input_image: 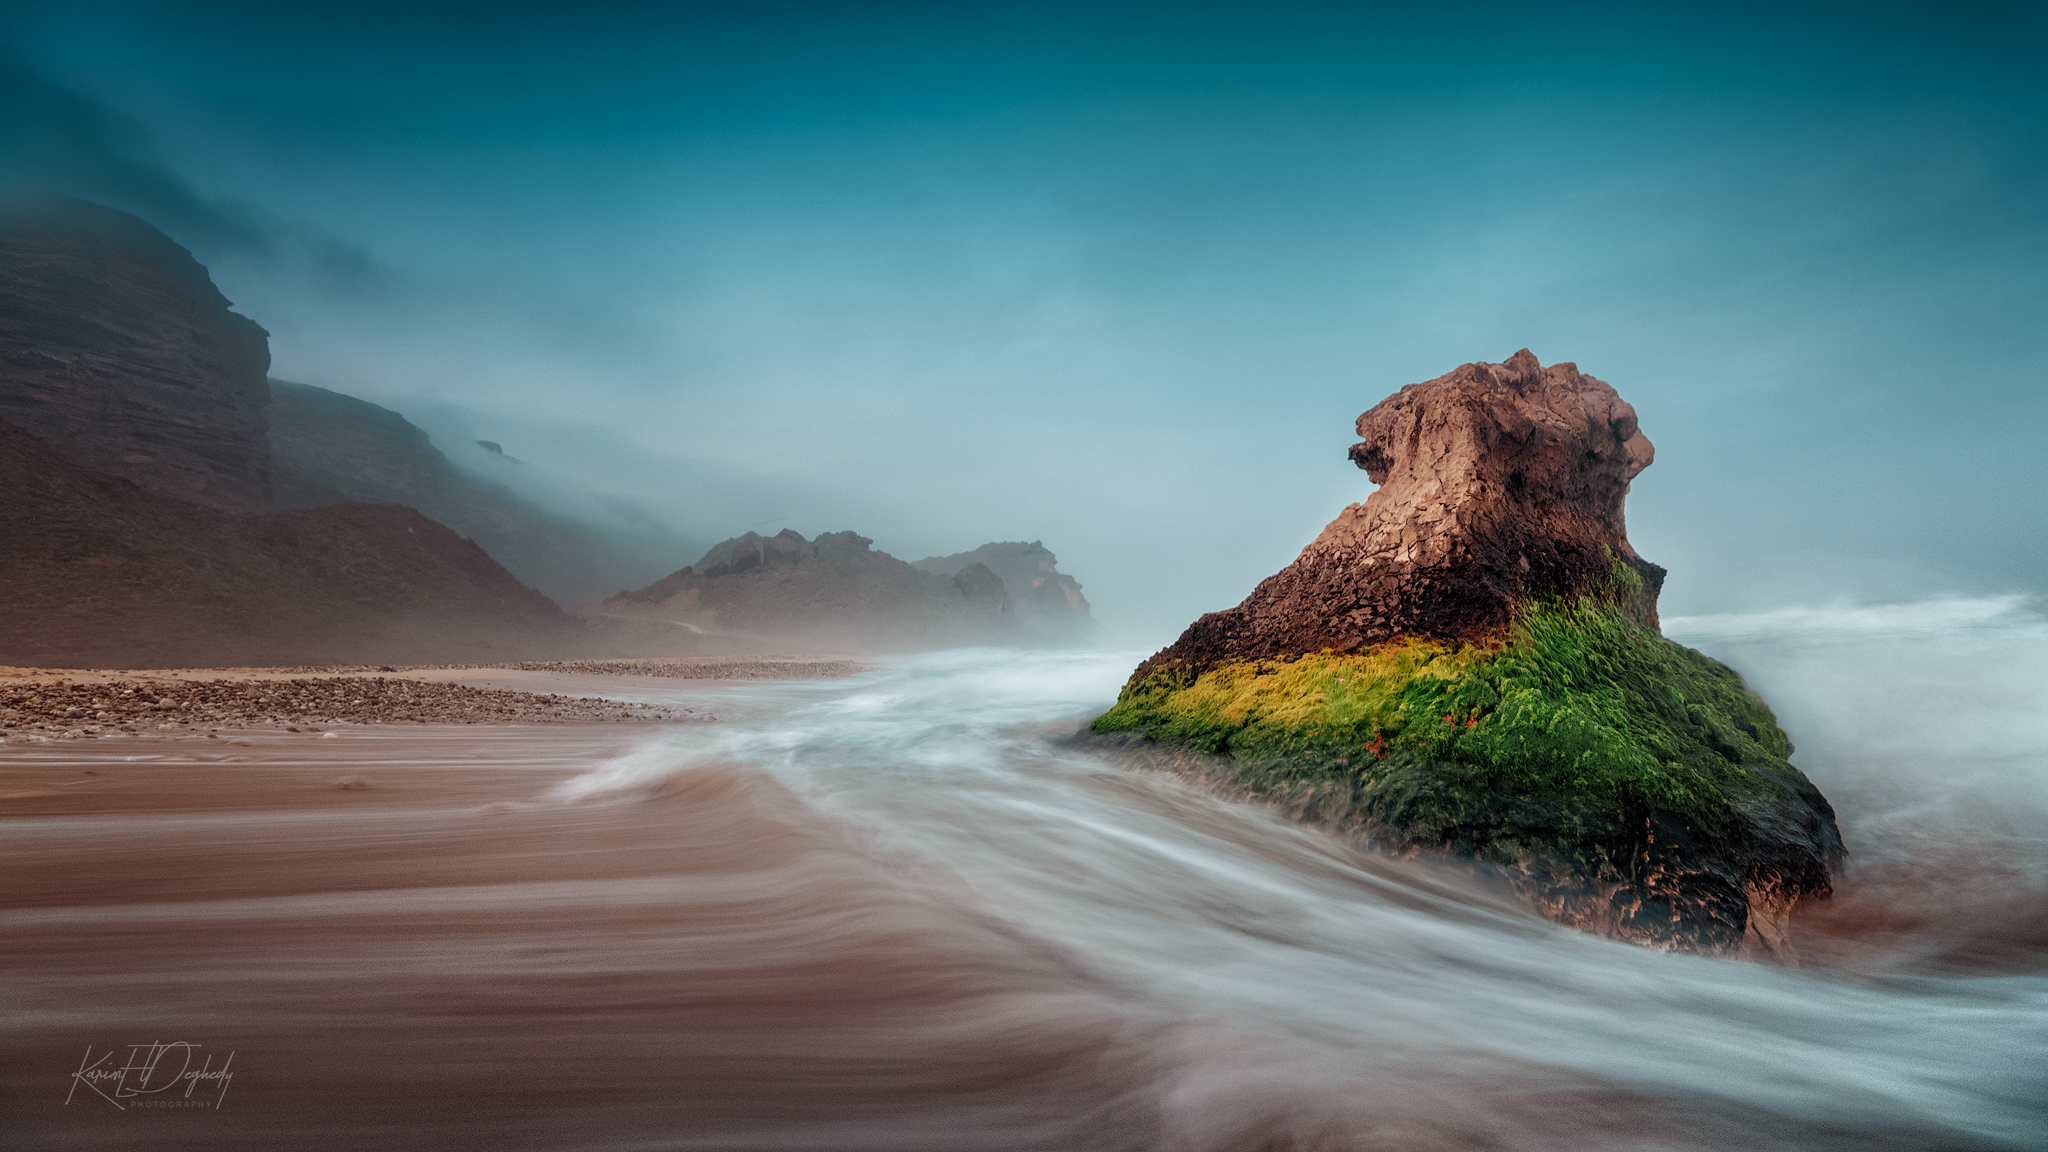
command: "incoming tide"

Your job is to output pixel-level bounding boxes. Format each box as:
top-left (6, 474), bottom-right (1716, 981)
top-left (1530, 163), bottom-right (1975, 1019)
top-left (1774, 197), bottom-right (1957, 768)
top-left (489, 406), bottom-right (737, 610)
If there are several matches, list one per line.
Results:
top-left (7, 598), bottom-right (2043, 1150)
top-left (549, 596), bottom-right (2048, 1150)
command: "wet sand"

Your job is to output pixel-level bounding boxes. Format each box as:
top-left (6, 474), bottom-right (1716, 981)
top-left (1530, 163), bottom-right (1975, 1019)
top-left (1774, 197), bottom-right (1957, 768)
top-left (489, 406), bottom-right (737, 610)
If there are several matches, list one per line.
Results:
top-left (0, 688), bottom-right (1155, 1150)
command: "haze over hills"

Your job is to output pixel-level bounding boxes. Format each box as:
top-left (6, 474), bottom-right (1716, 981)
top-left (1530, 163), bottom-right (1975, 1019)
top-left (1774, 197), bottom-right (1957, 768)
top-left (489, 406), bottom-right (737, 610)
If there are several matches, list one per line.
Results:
top-left (604, 530), bottom-right (1024, 652)
top-left (0, 192), bottom-right (691, 608)
top-left (267, 377), bottom-right (692, 606)
top-left (912, 541), bottom-right (1093, 645)
top-left (0, 415), bottom-right (580, 668)
top-left (0, 193), bottom-right (1098, 664)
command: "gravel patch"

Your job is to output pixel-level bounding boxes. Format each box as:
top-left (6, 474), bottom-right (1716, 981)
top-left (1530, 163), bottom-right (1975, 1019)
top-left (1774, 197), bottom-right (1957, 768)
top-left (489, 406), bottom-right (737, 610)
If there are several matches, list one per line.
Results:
top-left (0, 676), bottom-right (679, 739)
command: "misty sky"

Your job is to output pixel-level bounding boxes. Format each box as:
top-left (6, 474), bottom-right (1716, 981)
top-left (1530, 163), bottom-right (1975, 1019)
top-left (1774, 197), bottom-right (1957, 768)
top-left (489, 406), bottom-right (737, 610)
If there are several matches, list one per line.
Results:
top-left (3, 1), bottom-right (2043, 642)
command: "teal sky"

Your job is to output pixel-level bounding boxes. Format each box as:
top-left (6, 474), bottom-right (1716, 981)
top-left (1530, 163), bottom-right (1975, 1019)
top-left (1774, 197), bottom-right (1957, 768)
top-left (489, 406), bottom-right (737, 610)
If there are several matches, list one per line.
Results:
top-left (3, 1), bottom-right (2043, 639)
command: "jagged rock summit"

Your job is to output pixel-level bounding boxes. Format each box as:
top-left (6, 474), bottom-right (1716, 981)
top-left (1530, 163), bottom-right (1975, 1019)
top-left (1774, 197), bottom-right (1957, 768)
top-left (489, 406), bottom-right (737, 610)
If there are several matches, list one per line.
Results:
top-left (1098, 352), bottom-right (1844, 955)
top-left (1142, 350), bottom-right (1662, 679)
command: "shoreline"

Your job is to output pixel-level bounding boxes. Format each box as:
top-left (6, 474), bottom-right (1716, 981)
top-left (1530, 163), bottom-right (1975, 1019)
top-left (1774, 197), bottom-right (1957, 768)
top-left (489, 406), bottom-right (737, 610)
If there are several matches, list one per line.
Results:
top-left (0, 656), bottom-right (872, 741)
top-left (0, 721), bottom-right (656, 820)
top-left (0, 712), bottom-right (1158, 1149)
top-left (0, 654), bottom-right (875, 683)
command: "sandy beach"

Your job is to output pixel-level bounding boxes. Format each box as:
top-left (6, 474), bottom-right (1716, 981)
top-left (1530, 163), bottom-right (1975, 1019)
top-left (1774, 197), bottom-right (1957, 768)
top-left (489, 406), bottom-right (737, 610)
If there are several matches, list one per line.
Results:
top-left (0, 705), bottom-right (1719, 1152)
top-left (8, 666), bottom-right (1149, 1151)
top-left (1, 661), bottom-right (1232, 1152)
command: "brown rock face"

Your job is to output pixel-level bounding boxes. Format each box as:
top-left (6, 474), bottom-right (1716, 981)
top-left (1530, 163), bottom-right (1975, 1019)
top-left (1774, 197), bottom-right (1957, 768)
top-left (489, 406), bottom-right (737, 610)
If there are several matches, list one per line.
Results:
top-left (1142, 350), bottom-right (1665, 677)
top-left (0, 418), bottom-right (581, 668)
top-left (0, 194), bottom-right (273, 508)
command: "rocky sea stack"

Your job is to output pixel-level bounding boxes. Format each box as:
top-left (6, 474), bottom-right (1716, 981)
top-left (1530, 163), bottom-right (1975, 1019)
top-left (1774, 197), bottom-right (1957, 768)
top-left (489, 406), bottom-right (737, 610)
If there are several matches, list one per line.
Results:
top-left (1095, 351), bottom-right (1844, 954)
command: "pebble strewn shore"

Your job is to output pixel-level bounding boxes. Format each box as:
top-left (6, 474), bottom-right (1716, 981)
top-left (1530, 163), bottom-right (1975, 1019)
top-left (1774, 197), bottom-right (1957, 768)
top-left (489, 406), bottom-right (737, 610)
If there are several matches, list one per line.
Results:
top-left (0, 676), bottom-right (680, 739)
top-left (28, 658), bottom-right (877, 679)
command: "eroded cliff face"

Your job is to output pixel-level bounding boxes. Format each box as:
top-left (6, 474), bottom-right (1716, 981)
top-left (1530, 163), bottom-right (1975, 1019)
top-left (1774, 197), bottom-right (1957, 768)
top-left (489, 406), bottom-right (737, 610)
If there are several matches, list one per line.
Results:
top-left (607, 530), bottom-right (1014, 652)
top-left (0, 194), bottom-right (272, 508)
top-left (1143, 350), bottom-right (1663, 678)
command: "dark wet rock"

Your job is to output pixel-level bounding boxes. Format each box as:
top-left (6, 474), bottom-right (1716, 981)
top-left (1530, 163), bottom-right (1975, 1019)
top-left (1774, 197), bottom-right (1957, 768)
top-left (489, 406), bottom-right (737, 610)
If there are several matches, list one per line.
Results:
top-left (0, 675), bottom-right (677, 730)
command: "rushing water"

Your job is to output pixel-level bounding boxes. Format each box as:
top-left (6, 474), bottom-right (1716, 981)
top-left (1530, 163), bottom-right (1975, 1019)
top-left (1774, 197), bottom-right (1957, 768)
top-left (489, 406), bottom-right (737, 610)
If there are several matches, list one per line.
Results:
top-left (550, 597), bottom-right (2048, 1151)
top-left (15, 600), bottom-right (2039, 1150)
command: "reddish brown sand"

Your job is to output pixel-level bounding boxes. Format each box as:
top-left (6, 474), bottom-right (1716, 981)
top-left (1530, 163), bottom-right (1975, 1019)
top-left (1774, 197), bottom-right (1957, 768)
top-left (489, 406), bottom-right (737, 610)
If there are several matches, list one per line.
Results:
top-left (0, 733), bottom-right (1787, 1152)
top-left (1, 719), bottom-right (1166, 1150)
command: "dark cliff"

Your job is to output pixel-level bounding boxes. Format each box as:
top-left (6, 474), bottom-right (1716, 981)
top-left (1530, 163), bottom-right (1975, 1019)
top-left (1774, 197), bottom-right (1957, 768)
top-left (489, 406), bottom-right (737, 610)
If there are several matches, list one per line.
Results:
top-left (0, 193), bottom-right (273, 508)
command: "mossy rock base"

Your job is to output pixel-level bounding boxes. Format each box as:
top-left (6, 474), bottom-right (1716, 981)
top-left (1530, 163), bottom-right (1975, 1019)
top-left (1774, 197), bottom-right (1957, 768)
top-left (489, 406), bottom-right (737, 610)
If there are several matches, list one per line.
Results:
top-left (1092, 596), bottom-right (1845, 953)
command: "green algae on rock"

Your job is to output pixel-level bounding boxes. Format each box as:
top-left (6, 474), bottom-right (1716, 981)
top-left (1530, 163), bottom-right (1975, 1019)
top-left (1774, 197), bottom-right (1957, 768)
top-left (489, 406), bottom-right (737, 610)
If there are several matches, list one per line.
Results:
top-left (1097, 353), bottom-right (1844, 953)
top-left (1095, 580), bottom-right (1843, 952)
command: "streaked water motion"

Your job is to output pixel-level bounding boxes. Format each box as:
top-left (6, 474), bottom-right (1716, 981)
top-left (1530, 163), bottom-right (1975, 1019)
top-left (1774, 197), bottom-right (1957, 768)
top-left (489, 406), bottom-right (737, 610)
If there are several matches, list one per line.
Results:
top-left (6, 598), bottom-right (2043, 1150)
top-left (553, 597), bottom-right (2048, 1149)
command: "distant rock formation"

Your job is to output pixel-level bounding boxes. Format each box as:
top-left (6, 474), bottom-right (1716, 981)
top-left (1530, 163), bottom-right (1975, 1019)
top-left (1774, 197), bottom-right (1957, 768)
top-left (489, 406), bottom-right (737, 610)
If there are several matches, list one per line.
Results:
top-left (1140, 349), bottom-right (1662, 681)
top-left (267, 379), bottom-right (688, 606)
top-left (605, 530), bottom-right (1014, 652)
top-left (1097, 352), bottom-right (1843, 955)
top-left (913, 541), bottom-right (1092, 645)
top-left (0, 418), bottom-right (580, 668)
top-left (0, 193), bottom-right (273, 508)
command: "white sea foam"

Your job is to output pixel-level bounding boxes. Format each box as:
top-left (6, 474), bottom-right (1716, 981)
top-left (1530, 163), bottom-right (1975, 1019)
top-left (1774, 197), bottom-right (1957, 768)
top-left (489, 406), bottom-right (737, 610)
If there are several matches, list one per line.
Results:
top-left (1669, 596), bottom-right (2048, 869)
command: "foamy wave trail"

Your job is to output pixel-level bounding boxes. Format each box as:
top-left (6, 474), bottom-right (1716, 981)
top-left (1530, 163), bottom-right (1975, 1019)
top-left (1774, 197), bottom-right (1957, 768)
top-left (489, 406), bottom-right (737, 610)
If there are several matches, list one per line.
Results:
top-left (1667, 595), bottom-right (2048, 867)
top-left (564, 605), bottom-right (2048, 1149)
